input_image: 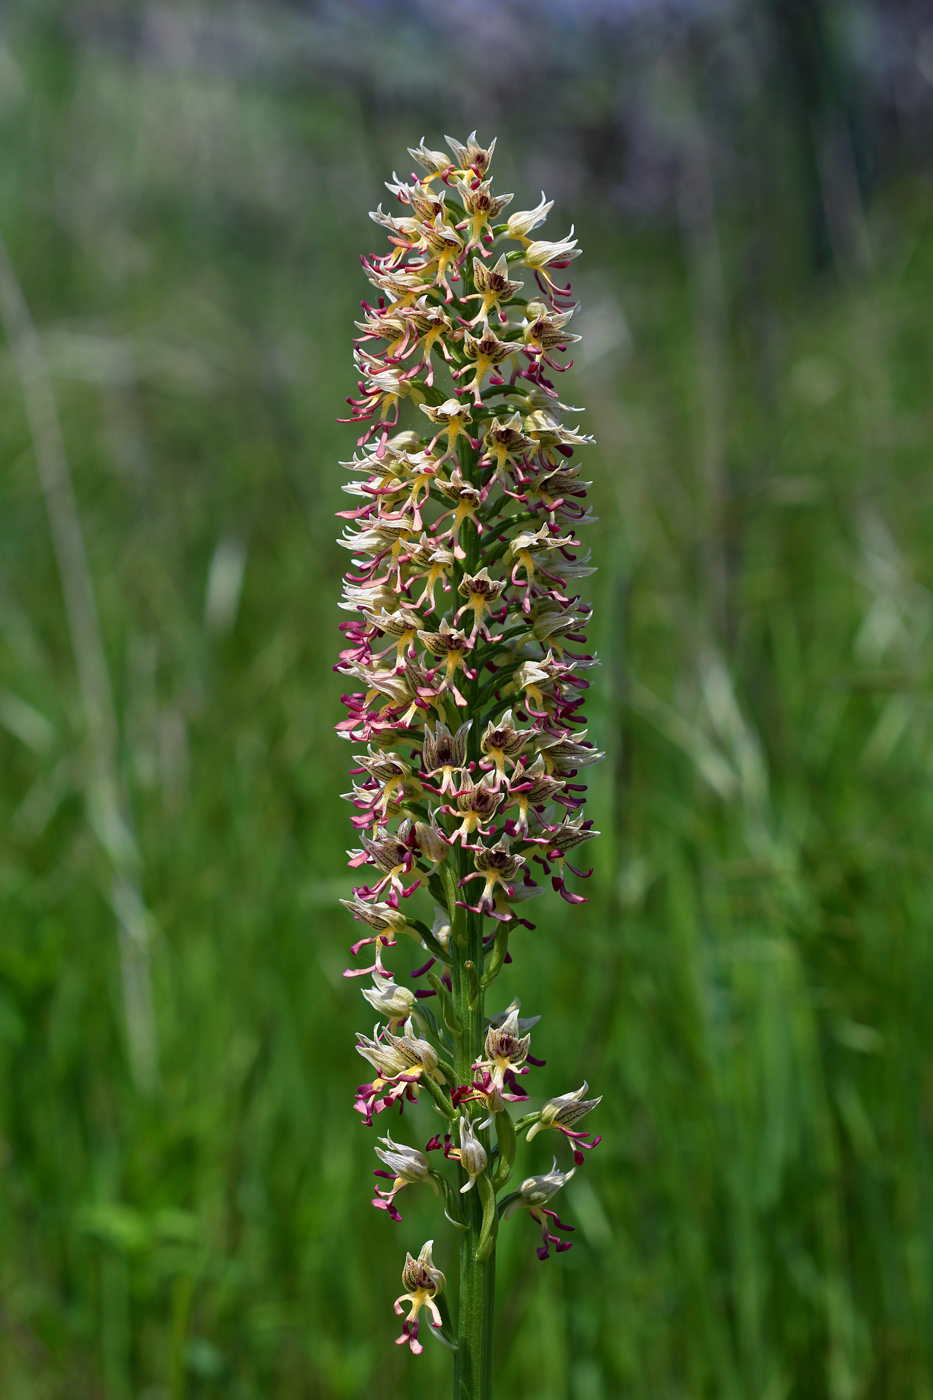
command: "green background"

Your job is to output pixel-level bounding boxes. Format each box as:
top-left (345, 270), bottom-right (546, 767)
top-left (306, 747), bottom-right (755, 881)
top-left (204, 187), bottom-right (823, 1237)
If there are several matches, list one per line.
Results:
top-left (2, 3), bottom-right (933, 1397)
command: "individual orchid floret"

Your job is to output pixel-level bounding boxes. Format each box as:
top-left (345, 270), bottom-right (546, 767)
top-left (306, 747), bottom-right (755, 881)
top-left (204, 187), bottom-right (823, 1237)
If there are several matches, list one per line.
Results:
top-left (418, 398), bottom-right (473, 460)
top-left (445, 130), bottom-right (496, 177)
top-left (366, 206), bottom-right (422, 267)
top-left (416, 214), bottom-right (464, 299)
top-left (340, 895), bottom-right (415, 938)
top-left (521, 230), bottom-right (582, 301)
top-left (361, 605), bottom-right (422, 669)
top-left (385, 173), bottom-right (447, 223)
top-left (455, 569), bottom-right (506, 638)
top-left (507, 756), bottom-right (565, 837)
top-left (459, 835), bottom-right (526, 918)
top-left (536, 733), bottom-right (606, 775)
top-left (526, 1082), bottom-right (603, 1164)
top-left (350, 749), bottom-right (413, 808)
top-left (462, 253), bottom-right (525, 326)
top-left (342, 350), bottom-right (426, 451)
top-left (472, 1000), bottom-right (541, 1095)
top-left (356, 1019), bottom-right (439, 1080)
top-left (448, 1115), bottom-right (489, 1193)
top-left (523, 301), bottom-right (582, 362)
top-left (505, 192), bottom-right (554, 242)
top-left (454, 327), bottom-right (525, 405)
top-left (408, 533), bottom-right (456, 612)
top-left (354, 1019), bottom-right (444, 1126)
top-left (362, 973), bottom-right (418, 1027)
top-left (447, 771), bottom-right (503, 845)
top-left (393, 1240), bottom-right (446, 1354)
top-left (503, 1158), bottom-right (577, 1260)
top-left (409, 815), bottom-right (452, 868)
top-left (418, 620), bottom-right (476, 704)
top-left (529, 602), bottom-right (591, 655)
top-left (536, 812), bottom-right (601, 904)
top-left (422, 718), bottom-right (472, 795)
top-left (481, 412), bottom-right (536, 483)
top-left (479, 711), bottom-right (536, 780)
top-left (361, 263), bottom-right (425, 311)
top-left (373, 1132), bottom-right (437, 1221)
top-left (408, 137), bottom-right (453, 183)
top-left (400, 300), bottom-right (458, 386)
top-left (454, 178), bottom-right (513, 248)
top-left (341, 896), bottom-right (418, 979)
top-left (352, 831), bottom-right (419, 901)
top-left (509, 524), bottom-right (577, 592)
top-left (433, 470), bottom-right (483, 557)
top-left (512, 656), bottom-right (559, 718)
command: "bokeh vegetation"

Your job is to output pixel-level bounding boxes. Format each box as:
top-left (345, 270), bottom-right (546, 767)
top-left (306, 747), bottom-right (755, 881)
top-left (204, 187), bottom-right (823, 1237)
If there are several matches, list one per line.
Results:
top-left (2, 3), bottom-right (933, 1397)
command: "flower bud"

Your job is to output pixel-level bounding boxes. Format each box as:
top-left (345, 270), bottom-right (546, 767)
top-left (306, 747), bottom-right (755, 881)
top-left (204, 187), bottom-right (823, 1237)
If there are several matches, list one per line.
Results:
top-left (430, 907), bottom-right (451, 951)
top-left (505, 192), bottom-right (554, 240)
top-left (453, 1116), bottom-right (488, 1193)
top-left (413, 818), bottom-right (452, 865)
top-left (362, 974), bottom-right (416, 1023)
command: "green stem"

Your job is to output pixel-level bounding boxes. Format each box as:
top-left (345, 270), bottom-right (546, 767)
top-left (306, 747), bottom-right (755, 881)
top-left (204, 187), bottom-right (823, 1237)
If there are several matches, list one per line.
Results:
top-left (450, 878), bottom-right (495, 1400)
top-left (447, 419), bottom-right (497, 1399)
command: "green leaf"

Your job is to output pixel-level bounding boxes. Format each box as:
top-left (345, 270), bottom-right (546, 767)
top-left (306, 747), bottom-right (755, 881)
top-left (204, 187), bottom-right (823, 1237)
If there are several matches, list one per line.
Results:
top-left (475, 1172), bottom-right (499, 1261)
top-left (491, 1109), bottom-right (517, 1190)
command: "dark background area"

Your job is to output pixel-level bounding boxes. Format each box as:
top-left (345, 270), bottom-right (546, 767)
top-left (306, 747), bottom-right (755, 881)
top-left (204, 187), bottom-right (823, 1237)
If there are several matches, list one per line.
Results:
top-left (2, 1), bottom-right (933, 1396)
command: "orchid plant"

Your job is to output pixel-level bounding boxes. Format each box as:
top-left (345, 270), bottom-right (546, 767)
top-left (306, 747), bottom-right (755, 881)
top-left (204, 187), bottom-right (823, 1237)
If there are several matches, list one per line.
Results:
top-left (335, 131), bottom-right (603, 1399)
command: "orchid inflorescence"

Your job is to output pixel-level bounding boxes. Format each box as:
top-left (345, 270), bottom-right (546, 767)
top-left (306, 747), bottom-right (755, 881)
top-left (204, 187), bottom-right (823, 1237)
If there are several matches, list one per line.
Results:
top-left (335, 131), bottom-right (603, 1381)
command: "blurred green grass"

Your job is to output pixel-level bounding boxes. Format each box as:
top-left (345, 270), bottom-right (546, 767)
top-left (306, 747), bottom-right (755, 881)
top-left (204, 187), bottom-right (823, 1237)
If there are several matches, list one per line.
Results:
top-left (2, 11), bottom-right (933, 1400)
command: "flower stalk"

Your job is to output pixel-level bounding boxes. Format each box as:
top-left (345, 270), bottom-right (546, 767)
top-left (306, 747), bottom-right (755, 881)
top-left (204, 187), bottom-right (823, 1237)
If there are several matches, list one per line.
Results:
top-left (336, 132), bottom-right (603, 1399)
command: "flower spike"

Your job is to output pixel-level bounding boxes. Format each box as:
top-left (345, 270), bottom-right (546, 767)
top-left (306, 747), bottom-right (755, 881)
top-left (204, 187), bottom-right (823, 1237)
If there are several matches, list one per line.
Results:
top-left (338, 133), bottom-right (602, 1372)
